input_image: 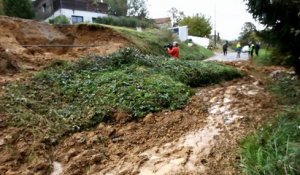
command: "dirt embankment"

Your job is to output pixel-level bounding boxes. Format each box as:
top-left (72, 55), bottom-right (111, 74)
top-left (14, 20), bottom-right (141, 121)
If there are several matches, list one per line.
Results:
top-left (0, 16), bottom-right (130, 84)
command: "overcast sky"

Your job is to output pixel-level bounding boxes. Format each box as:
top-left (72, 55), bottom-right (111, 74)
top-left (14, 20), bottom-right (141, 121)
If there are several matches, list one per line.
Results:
top-left (146, 0), bottom-right (264, 40)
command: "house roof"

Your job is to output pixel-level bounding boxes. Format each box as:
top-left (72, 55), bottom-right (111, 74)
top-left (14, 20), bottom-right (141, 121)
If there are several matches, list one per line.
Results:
top-left (153, 17), bottom-right (171, 25)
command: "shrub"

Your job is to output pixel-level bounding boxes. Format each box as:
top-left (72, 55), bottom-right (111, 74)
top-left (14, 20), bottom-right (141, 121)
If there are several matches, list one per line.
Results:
top-left (49, 15), bottom-right (70, 25)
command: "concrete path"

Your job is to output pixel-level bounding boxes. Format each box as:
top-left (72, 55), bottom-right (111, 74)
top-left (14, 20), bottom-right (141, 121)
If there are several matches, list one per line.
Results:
top-left (206, 52), bottom-right (250, 62)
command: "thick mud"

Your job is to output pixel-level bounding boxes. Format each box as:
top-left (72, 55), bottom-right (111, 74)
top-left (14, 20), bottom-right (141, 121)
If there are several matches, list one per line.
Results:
top-left (0, 16), bottom-right (129, 86)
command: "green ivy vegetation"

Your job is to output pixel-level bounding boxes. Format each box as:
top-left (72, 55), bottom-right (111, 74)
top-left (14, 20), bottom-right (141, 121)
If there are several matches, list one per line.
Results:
top-left (0, 48), bottom-right (243, 140)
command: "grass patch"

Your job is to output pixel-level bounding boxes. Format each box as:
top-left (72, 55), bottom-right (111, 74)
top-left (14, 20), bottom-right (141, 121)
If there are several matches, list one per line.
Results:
top-left (105, 25), bottom-right (214, 59)
top-left (240, 78), bottom-right (300, 175)
top-left (240, 109), bottom-right (300, 175)
top-left (180, 42), bottom-right (214, 60)
top-left (253, 49), bottom-right (272, 66)
top-left (0, 48), bottom-right (242, 140)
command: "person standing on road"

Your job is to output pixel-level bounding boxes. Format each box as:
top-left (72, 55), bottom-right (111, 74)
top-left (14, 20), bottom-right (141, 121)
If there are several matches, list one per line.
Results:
top-left (167, 41), bottom-right (180, 59)
top-left (250, 43), bottom-right (255, 57)
top-left (236, 42), bottom-right (242, 58)
top-left (255, 42), bottom-right (261, 56)
top-left (222, 41), bottom-right (229, 56)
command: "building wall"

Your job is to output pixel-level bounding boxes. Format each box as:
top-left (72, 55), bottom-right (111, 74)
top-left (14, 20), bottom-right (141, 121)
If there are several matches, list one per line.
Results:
top-left (33, 0), bottom-right (108, 20)
top-left (169, 26), bottom-right (189, 41)
top-left (47, 8), bottom-right (108, 24)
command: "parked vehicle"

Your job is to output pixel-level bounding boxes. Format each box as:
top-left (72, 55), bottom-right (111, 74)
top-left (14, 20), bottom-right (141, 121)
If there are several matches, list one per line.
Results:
top-left (242, 45), bottom-right (249, 53)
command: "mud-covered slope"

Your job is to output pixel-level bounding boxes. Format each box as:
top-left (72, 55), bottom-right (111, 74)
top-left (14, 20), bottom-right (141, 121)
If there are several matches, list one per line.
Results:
top-left (0, 16), bottom-right (129, 77)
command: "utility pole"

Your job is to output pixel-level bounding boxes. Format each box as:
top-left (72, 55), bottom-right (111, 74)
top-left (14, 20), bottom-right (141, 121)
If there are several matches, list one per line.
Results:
top-left (214, 0), bottom-right (217, 47)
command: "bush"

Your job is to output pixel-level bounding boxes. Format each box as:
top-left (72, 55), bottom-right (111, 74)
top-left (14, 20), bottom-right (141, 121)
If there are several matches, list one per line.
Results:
top-left (49, 15), bottom-right (70, 25)
top-left (94, 16), bottom-right (154, 28)
top-left (3, 0), bottom-right (35, 19)
top-left (269, 78), bottom-right (300, 106)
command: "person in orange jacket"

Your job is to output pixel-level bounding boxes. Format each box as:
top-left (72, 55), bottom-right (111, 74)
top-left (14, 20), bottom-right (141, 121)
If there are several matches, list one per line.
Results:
top-left (167, 42), bottom-right (180, 59)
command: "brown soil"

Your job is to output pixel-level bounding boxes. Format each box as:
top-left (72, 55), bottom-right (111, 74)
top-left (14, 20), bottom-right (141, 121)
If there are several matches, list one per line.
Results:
top-left (0, 16), bottom-right (130, 86)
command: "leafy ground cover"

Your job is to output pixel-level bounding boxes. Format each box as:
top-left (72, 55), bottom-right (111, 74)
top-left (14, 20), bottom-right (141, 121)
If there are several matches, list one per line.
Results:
top-left (252, 49), bottom-right (272, 66)
top-left (0, 48), bottom-right (242, 141)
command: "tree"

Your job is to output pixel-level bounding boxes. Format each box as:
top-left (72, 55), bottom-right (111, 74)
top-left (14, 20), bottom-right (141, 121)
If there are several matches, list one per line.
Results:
top-left (239, 22), bottom-right (257, 45)
top-left (244, 0), bottom-right (300, 74)
top-left (103, 0), bottom-right (128, 16)
top-left (179, 14), bottom-right (212, 37)
top-left (0, 0), bottom-right (3, 15)
top-left (3, 0), bottom-right (34, 19)
top-left (168, 7), bottom-right (185, 26)
top-left (127, 0), bottom-right (148, 18)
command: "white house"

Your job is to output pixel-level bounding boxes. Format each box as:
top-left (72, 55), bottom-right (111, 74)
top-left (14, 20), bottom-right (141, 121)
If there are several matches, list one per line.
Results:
top-left (169, 26), bottom-right (188, 41)
top-left (33, 0), bottom-right (108, 24)
top-left (187, 36), bottom-right (210, 48)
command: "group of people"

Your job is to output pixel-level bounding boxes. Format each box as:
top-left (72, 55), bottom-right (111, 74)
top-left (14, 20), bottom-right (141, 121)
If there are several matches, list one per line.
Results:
top-left (167, 40), bottom-right (261, 59)
top-left (235, 41), bottom-right (261, 58)
top-left (248, 42), bottom-right (261, 57)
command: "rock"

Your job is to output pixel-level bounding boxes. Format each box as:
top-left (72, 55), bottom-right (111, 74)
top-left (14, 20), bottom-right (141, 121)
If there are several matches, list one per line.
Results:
top-left (209, 96), bottom-right (219, 103)
top-left (91, 154), bottom-right (103, 163)
top-left (253, 81), bottom-right (263, 86)
top-left (224, 119), bottom-right (235, 125)
top-left (223, 97), bottom-right (232, 104)
top-left (115, 112), bottom-right (130, 124)
top-left (106, 127), bottom-right (116, 137)
top-left (225, 87), bottom-right (238, 95)
top-left (143, 113), bottom-right (155, 124)
top-left (0, 138), bottom-right (4, 146)
top-left (111, 137), bottom-right (124, 143)
top-left (202, 97), bottom-right (210, 102)
top-left (97, 123), bottom-right (105, 130)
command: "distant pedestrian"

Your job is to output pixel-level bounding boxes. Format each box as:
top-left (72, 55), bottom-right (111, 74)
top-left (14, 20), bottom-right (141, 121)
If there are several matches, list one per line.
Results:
top-left (223, 41), bottom-right (229, 56)
top-left (167, 41), bottom-right (180, 59)
top-left (236, 42), bottom-right (242, 58)
top-left (250, 43), bottom-right (255, 57)
top-left (255, 42), bottom-right (261, 56)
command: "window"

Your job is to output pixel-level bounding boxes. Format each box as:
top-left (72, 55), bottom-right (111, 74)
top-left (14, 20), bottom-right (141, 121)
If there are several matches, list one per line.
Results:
top-left (72, 16), bottom-right (84, 24)
top-left (172, 28), bottom-right (179, 34)
top-left (42, 3), bottom-right (46, 13)
top-left (92, 17), bottom-right (97, 23)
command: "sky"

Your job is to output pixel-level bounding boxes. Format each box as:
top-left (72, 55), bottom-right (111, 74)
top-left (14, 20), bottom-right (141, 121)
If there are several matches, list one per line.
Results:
top-left (146, 0), bottom-right (264, 40)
